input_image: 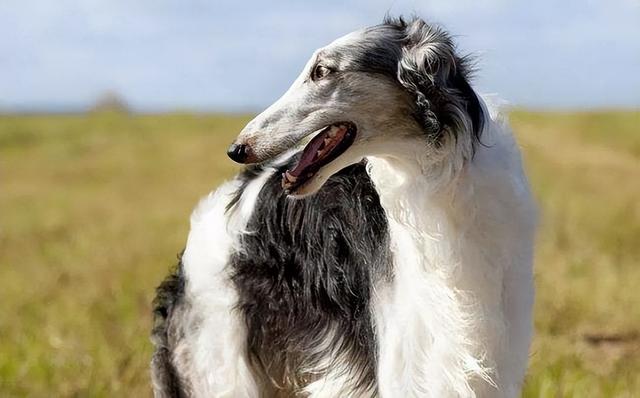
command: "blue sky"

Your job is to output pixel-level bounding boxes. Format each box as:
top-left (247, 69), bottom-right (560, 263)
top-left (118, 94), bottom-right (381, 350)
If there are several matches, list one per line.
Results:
top-left (1, 0), bottom-right (639, 112)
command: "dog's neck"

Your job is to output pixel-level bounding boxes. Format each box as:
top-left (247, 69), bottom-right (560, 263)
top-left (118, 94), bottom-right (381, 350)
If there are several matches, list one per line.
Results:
top-left (365, 147), bottom-right (472, 263)
top-left (365, 132), bottom-right (471, 212)
top-left (365, 139), bottom-right (498, 395)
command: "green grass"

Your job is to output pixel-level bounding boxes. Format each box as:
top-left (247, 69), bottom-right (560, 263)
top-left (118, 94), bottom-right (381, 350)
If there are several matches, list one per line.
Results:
top-left (1, 110), bottom-right (638, 397)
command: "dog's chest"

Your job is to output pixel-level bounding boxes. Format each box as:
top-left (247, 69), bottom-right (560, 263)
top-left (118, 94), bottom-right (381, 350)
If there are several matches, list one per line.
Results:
top-left (228, 162), bottom-right (392, 394)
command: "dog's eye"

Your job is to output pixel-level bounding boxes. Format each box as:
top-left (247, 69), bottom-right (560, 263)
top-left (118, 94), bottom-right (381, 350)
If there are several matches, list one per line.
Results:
top-left (311, 64), bottom-right (331, 81)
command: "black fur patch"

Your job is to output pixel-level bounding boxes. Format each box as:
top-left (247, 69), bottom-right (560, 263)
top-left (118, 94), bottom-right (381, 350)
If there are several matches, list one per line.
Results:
top-left (150, 256), bottom-right (188, 398)
top-left (230, 159), bottom-right (392, 395)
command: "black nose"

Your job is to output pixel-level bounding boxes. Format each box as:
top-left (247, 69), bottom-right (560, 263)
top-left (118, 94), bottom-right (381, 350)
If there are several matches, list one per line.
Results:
top-left (227, 143), bottom-right (249, 163)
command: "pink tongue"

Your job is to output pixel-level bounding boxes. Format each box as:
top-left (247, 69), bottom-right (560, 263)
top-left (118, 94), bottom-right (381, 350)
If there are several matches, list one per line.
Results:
top-left (288, 129), bottom-right (329, 177)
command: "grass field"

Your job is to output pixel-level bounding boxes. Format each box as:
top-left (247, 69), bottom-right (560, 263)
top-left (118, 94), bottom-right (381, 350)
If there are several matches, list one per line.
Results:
top-left (1, 110), bottom-right (638, 397)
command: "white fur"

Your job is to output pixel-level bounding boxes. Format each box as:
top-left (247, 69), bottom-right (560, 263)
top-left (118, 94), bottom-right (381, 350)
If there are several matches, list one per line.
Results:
top-left (178, 169), bottom-right (274, 397)
top-left (369, 104), bottom-right (535, 397)
top-left (301, 327), bottom-right (377, 398)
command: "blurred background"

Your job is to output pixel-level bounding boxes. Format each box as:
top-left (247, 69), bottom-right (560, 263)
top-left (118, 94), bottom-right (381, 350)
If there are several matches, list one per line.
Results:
top-left (1, 0), bottom-right (638, 396)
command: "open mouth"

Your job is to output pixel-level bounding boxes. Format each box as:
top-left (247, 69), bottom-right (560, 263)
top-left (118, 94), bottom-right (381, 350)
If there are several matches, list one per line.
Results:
top-left (281, 122), bottom-right (357, 194)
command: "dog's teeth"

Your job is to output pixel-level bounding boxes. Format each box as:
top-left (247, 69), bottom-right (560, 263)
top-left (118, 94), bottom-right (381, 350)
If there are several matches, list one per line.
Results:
top-left (323, 138), bottom-right (332, 146)
top-left (284, 171), bottom-right (297, 183)
top-left (327, 128), bottom-right (337, 138)
top-left (316, 150), bottom-right (323, 158)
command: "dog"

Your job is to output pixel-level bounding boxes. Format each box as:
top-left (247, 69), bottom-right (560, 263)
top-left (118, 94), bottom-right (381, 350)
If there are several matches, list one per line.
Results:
top-left (151, 16), bottom-right (536, 397)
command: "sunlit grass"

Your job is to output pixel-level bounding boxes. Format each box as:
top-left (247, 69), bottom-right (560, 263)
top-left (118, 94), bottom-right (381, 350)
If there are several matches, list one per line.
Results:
top-left (511, 110), bottom-right (640, 397)
top-left (1, 110), bottom-right (638, 396)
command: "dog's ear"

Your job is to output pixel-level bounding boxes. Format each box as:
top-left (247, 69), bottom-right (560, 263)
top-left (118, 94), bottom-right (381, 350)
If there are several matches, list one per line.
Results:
top-left (395, 18), bottom-right (484, 148)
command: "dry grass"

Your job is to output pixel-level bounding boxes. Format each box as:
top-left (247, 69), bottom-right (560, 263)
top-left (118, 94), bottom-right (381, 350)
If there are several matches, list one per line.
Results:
top-left (512, 111), bottom-right (640, 397)
top-left (0, 110), bottom-right (638, 397)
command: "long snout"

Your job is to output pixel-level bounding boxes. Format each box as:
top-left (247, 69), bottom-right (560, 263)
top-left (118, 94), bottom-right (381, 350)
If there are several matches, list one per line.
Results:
top-left (226, 94), bottom-right (297, 164)
top-left (227, 54), bottom-right (328, 164)
top-left (226, 101), bottom-right (328, 165)
top-left (226, 114), bottom-right (286, 165)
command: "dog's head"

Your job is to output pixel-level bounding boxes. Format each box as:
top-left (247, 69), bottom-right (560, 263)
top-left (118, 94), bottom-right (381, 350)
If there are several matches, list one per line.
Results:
top-left (228, 17), bottom-right (484, 197)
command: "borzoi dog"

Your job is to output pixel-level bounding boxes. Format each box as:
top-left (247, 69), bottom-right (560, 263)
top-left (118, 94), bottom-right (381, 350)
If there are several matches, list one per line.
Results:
top-left (151, 17), bottom-right (536, 398)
